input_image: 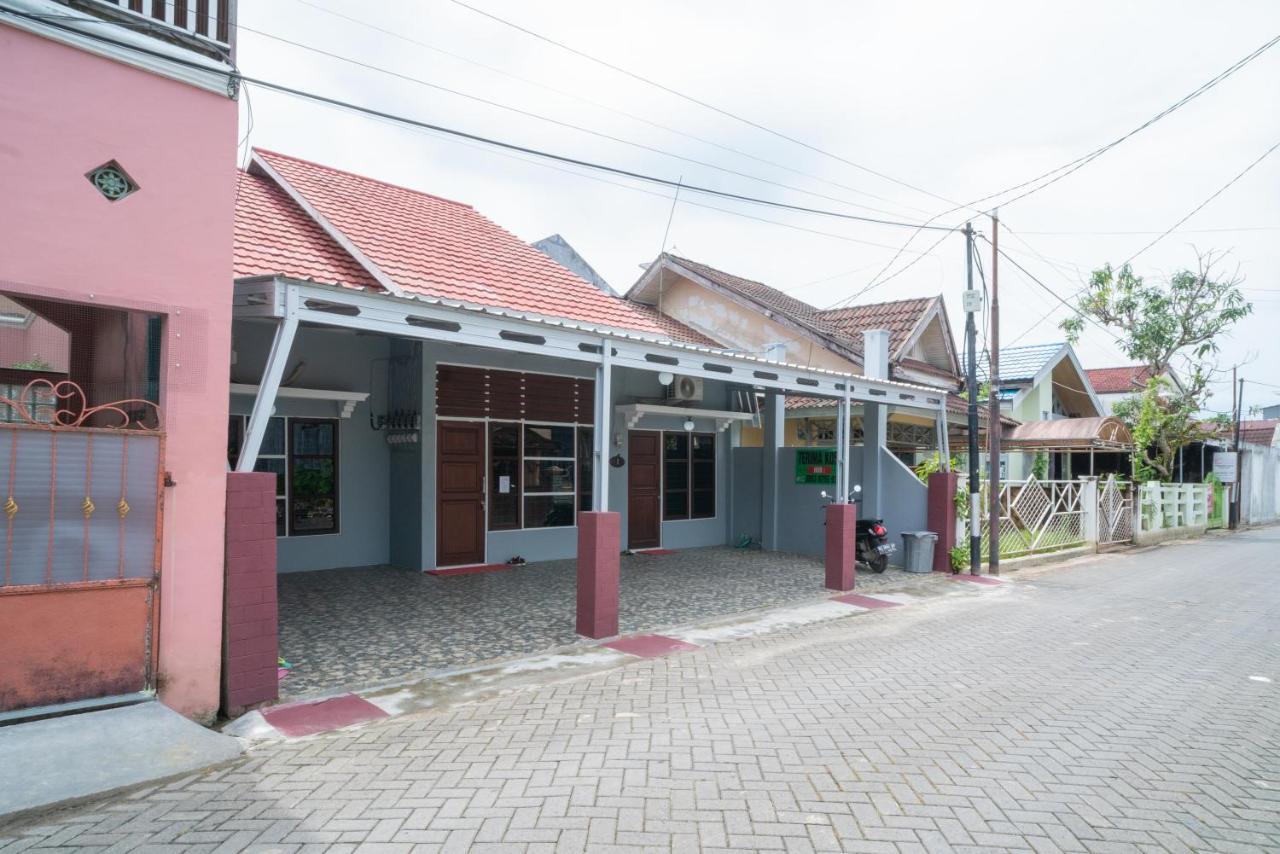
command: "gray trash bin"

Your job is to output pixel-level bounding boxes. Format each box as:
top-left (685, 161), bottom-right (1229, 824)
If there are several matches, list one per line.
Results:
top-left (900, 531), bottom-right (937, 573)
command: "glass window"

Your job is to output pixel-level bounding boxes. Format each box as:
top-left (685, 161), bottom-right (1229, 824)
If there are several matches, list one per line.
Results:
top-left (489, 422), bottom-right (520, 531)
top-left (524, 494), bottom-right (575, 528)
top-left (577, 427), bottom-right (594, 512)
top-left (524, 425), bottom-right (574, 458)
top-left (664, 431), bottom-right (715, 520)
top-left (524, 459), bottom-right (575, 493)
top-left (289, 419), bottom-right (338, 536)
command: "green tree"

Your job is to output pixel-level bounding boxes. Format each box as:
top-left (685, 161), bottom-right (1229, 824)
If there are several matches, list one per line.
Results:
top-left (1061, 252), bottom-right (1251, 481)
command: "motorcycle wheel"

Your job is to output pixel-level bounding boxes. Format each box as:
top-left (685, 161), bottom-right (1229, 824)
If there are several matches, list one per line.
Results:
top-left (869, 552), bottom-right (889, 573)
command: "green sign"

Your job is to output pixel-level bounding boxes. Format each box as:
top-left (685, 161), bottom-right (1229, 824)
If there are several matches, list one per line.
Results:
top-left (795, 449), bottom-right (837, 484)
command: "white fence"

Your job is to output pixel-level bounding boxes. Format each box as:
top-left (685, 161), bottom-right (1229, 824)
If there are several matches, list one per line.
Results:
top-left (1135, 482), bottom-right (1209, 543)
top-left (961, 474), bottom-right (1206, 560)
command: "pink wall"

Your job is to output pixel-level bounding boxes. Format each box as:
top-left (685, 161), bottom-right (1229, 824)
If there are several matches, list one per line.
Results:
top-left (0, 27), bottom-right (237, 721)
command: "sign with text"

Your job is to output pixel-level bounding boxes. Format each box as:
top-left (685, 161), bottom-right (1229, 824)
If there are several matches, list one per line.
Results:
top-left (1212, 452), bottom-right (1238, 484)
top-left (795, 449), bottom-right (837, 484)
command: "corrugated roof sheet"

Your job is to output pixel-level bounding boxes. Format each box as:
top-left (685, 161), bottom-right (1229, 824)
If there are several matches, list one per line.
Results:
top-left (977, 342), bottom-right (1064, 384)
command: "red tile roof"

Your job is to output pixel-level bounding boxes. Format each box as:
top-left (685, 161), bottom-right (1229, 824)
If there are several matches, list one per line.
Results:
top-left (817, 298), bottom-right (936, 359)
top-left (1085, 365), bottom-right (1154, 395)
top-left (234, 171), bottom-right (379, 289)
top-left (1239, 419), bottom-right (1280, 447)
top-left (243, 149), bottom-right (686, 340)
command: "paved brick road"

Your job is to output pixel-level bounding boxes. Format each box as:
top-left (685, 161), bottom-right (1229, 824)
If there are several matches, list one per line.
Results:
top-left (4, 531), bottom-right (1279, 852)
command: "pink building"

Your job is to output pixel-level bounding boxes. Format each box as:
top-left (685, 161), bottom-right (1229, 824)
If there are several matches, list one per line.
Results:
top-left (0, 1), bottom-right (238, 722)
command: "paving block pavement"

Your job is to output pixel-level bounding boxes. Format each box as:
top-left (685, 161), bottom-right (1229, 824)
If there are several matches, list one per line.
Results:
top-left (2, 532), bottom-right (1278, 852)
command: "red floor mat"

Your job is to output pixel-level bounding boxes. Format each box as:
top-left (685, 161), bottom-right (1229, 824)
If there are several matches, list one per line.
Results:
top-left (633, 548), bottom-right (677, 555)
top-left (603, 634), bottom-right (700, 658)
top-left (831, 593), bottom-right (902, 609)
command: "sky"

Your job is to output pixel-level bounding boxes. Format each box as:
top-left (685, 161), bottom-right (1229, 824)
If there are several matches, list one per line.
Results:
top-left (235, 0), bottom-right (1280, 416)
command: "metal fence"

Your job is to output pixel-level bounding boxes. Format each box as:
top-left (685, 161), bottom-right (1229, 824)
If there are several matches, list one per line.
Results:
top-left (979, 476), bottom-right (1087, 560)
top-left (1097, 475), bottom-right (1133, 545)
top-left (0, 381), bottom-right (162, 589)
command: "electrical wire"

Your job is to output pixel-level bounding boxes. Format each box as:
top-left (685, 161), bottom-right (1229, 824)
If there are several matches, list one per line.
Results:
top-left (843, 32), bottom-right (1280, 303)
top-left (236, 23), bottom-right (933, 221)
top-left (0, 7), bottom-right (959, 234)
top-left (290, 0), bottom-right (935, 219)
top-left (443, 0), bottom-right (977, 215)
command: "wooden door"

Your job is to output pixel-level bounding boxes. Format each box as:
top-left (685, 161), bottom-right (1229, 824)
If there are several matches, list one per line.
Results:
top-left (437, 421), bottom-right (486, 566)
top-left (628, 430), bottom-right (661, 549)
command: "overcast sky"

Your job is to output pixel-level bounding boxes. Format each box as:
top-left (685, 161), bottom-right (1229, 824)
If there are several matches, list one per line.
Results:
top-left (237, 0), bottom-right (1280, 415)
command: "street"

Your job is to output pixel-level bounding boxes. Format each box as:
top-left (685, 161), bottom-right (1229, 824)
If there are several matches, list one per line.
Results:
top-left (4, 532), bottom-right (1279, 853)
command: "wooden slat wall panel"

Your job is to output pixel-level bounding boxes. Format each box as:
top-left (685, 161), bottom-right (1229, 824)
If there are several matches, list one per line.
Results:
top-left (488, 371), bottom-right (524, 420)
top-left (524, 374), bottom-right (578, 422)
top-left (436, 365), bottom-right (488, 417)
top-left (435, 367), bottom-right (594, 424)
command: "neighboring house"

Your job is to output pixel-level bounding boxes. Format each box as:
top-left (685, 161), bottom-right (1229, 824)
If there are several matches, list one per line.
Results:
top-left (1238, 419), bottom-right (1280, 448)
top-left (1260, 404), bottom-right (1280, 419)
top-left (978, 343), bottom-right (1105, 479)
top-left (1086, 364), bottom-right (1184, 415)
top-left (1, 1), bottom-right (238, 720)
top-left (533, 234), bottom-right (616, 296)
top-left (625, 254), bottom-right (977, 462)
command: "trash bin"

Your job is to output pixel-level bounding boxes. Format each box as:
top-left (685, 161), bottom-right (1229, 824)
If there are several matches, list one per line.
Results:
top-left (900, 531), bottom-right (938, 573)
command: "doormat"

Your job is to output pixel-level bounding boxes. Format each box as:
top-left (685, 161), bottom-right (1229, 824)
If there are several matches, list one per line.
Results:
top-left (633, 548), bottom-right (677, 555)
top-left (426, 563), bottom-right (514, 577)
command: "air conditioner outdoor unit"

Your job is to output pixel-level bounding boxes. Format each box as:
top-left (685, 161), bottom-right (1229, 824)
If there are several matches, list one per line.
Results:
top-left (666, 375), bottom-right (703, 402)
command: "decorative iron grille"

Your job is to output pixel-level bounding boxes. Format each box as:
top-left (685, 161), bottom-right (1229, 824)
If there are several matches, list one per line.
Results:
top-left (980, 476), bottom-right (1086, 559)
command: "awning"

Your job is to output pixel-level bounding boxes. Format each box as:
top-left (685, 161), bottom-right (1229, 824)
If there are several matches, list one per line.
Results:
top-left (1002, 416), bottom-right (1133, 451)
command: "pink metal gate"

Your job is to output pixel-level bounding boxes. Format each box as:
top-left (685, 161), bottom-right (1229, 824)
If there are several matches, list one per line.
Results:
top-left (0, 380), bottom-right (163, 713)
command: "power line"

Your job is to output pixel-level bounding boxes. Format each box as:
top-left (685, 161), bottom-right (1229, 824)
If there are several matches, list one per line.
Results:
top-left (442, 0), bottom-right (976, 214)
top-left (2, 8), bottom-right (958, 234)
top-left (1016, 225), bottom-right (1280, 235)
top-left (290, 0), bottom-right (935, 220)
top-left (1122, 139), bottom-right (1280, 266)
top-left (1003, 137), bottom-right (1280, 346)
top-left (237, 23), bottom-right (927, 221)
top-left (845, 32), bottom-right (1280, 301)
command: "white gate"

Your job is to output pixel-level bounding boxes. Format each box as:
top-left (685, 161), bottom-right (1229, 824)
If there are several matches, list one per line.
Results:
top-left (1097, 475), bottom-right (1133, 545)
top-left (980, 476), bottom-right (1086, 559)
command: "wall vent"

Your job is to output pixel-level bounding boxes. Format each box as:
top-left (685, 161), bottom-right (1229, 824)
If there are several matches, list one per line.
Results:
top-left (86, 161), bottom-right (138, 202)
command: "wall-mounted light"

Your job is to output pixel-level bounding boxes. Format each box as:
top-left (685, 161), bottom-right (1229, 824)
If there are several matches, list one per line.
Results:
top-left (683, 418), bottom-right (696, 432)
top-left (658, 371), bottom-right (675, 386)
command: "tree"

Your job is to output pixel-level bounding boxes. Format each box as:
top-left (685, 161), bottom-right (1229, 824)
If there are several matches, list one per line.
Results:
top-left (1061, 251), bottom-right (1251, 481)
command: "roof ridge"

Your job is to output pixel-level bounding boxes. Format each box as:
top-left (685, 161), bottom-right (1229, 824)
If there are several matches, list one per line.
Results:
top-left (817, 295), bottom-right (934, 315)
top-left (253, 148), bottom-right (475, 211)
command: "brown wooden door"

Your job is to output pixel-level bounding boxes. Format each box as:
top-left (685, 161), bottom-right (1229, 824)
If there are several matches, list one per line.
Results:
top-left (628, 430), bottom-right (661, 549)
top-left (437, 421), bottom-right (486, 566)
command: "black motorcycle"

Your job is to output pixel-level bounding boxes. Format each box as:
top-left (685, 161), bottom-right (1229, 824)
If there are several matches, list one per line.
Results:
top-left (856, 517), bottom-right (893, 573)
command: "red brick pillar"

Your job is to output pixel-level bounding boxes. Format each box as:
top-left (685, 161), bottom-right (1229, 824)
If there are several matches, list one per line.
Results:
top-left (577, 511), bottom-right (620, 638)
top-left (825, 503), bottom-right (856, 591)
top-left (221, 471), bottom-right (279, 717)
top-left (927, 471), bottom-right (959, 573)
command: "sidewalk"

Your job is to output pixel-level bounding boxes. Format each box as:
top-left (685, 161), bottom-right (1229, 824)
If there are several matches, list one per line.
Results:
top-left (0, 702), bottom-right (242, 824)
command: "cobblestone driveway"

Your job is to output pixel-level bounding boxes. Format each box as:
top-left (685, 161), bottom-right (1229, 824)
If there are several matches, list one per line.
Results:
top-left (5, 531), bottom-right (1279, 852)
top-left (277, 547), bottom-right (926, 699)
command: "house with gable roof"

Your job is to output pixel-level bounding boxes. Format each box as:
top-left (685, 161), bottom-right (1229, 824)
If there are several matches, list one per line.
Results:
top-left (226, 148), bottom-right (955, 692)
top-left (624, 254), bottom-right (1017, 466)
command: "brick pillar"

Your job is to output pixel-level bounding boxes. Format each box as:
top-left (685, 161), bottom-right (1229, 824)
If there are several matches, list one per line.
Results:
top-left (927, 471), bottom-right (959, 572)
top-left (221, 471), bottom-right (278, 717)
top-left (824, 502), bottom-right (856, 591)
top-left (576, 511), bottom-right (620, 638)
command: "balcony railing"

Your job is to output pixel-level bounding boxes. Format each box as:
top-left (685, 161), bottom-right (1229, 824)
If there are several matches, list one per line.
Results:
top-left (63, 0), bottom-right (235, 59)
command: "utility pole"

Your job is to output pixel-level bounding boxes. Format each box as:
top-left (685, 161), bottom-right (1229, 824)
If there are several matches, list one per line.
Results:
top-left (963, 223), bottom-right (980, 575)
top-left (1231, 374), bottom-right (1243, 529)
top-left (987, 210), bottom-right (1001, 575)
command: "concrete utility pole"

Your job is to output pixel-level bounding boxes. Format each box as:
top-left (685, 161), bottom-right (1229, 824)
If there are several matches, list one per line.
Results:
top-left (963, 223), bottom-right (980, 575)
top-left (987, 210), bottom-right (1001, 575)
top-left (1232, 375), bottom-right (1244, 529)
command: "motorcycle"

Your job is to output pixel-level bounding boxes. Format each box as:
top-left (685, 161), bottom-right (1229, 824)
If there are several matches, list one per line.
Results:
top-left (822, 484), bottom-right (895, 573)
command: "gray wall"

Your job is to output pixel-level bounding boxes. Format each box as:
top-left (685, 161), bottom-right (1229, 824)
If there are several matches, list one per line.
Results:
top-left (231, 321), bottom-right (392, 573)
top-left (731, 444), bottom-right (928, 563)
